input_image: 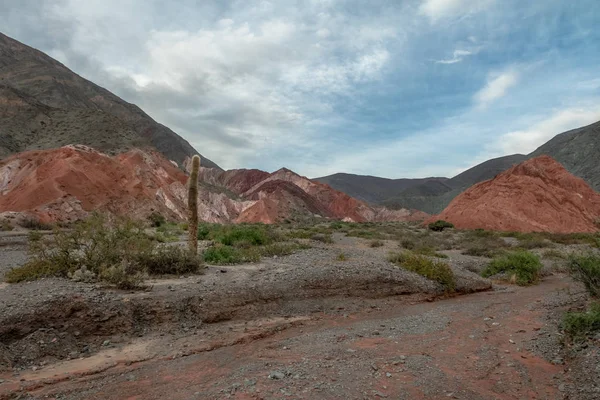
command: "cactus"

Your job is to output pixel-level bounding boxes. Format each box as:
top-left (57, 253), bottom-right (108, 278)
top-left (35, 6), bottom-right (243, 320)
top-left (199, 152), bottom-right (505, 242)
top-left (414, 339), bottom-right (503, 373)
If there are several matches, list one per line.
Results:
top-left (187, 155), bottom-right (200, 254)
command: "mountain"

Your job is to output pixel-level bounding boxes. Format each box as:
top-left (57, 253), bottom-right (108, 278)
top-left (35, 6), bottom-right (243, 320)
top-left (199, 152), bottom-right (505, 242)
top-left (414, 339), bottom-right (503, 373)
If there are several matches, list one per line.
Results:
top-left (0, 146), bottom-right (427, 224)
top-left (318, 119), bottom-right (600, 214)
top-left (0, 32), bottom-right (220, 169)
top-left (314, 173), bottom-right (449, 204)
top-left (429, 156), bottom-right (600, 233)
top-left (530, 120), bottom-right (600, 192)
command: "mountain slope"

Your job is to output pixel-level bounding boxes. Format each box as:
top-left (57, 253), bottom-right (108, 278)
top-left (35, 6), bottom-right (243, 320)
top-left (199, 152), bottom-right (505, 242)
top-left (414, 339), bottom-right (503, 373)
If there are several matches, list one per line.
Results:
top-left (318, 118), bottom-right (600, 214)
top-left (530, 120), bottom-right (600, 192)
top-left (0, 32), bottom-right (220, 169)
top-left (0, 146), bottom-right (427, 224)
top-left (430, 156), bottom-right (600, 233)
top-left (314, 173), bottom-right (450, 204)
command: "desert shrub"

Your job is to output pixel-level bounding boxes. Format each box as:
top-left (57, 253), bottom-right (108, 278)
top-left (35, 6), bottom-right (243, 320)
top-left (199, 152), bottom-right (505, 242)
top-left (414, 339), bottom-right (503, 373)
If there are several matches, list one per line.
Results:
top-left (260, 243), bottom-right (307, 257)
top-left (461, 234), bottom-right (510, 258)
top-left (5, 259), bottom-right (67, 283)
top-left (389, 251), bottom-right (455, 292)
top-left (329, 221), bottom-right (344, 230)
top-left (568, 254), bottom-right (600, 298)
top-left (562, 303), bottom-right (600, 340)
top-left (470, 229), bottom-right (499, 238)
top-left (203, 245), bottom-right (260, 264)
top-left (518, 238), bottom-right (553, 250)
top-left (428, 220), bottom-right (454, 232)
top-left (135, 245), bottom-right (202, 275)
top-left (336, 253), bottom-right (347, 261)
top-left (100, 261), bottom-right (146, 290)
top-left (482, 250), bottom-right (542, 285)
top-left (400, 238), bottom-right (415, 249)
top-left (147, 212), bottom-right (166, 227)
top-left (0, 220), bottom-right (13, 231)
top-left (370, 240), bottom-right (384, 248)
top-left (20, 216), bottom-right (53, 230)
top-left (413, 247), bottom-right (449, 259)
top-left (311, 233), bottom-right (334, 244)
top-left (5, 214), bottom-right (203, 286)
top-left (346, 229), bottom-right (384, 239)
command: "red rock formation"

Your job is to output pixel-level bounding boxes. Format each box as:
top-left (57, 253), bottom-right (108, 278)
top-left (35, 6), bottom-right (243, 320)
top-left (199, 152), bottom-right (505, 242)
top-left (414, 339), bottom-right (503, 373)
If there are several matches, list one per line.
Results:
top-left (0, 146), bottom-right (428, 224)
top-left (430, 156), bottom-right (600, 233)
top-left (0, 145), bottom-right (189, 222)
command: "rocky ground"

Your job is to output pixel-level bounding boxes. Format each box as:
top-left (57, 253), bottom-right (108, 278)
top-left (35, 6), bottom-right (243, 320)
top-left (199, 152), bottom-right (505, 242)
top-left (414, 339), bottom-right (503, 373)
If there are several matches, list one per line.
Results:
top-left (0, 229), bottom-right (598, 399)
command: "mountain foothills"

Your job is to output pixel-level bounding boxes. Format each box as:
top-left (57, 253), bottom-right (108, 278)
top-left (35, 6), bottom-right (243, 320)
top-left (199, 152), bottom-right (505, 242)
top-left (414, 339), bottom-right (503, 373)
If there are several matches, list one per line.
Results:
top-left (0, 145), bottom-right (426, 224)
top-left (0, 33), bottom-right (219, 169)
top-left (317, 121), bottom-right (600, 214)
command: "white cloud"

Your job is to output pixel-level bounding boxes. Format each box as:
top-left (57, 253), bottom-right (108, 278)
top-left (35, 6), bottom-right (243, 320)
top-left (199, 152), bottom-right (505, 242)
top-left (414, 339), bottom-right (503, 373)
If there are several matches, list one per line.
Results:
top-left (474, 69), bottom-right (519, 108)
top-left (436, 49), bottom-right (473, 64)
top-left (490, 107), bottom-right (600, 155)
top-left (419, 0), bottom-right (495, 22)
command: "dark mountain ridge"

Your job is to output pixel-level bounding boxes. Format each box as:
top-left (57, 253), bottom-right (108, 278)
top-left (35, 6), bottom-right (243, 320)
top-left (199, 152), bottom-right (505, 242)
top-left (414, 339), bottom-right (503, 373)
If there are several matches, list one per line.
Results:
top-left (0, 32), bottom-right (220, 169)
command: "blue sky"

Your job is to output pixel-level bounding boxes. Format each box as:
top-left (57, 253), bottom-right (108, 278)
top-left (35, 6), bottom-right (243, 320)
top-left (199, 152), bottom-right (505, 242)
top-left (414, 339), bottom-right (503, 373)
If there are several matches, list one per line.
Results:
top-left (2, 0), bottom-right (600, 178)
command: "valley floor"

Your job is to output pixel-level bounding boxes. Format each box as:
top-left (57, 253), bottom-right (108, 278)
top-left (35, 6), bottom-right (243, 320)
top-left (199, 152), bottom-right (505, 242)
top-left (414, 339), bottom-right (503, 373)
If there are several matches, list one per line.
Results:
top-left (0, 229), bottom-right (598, 399)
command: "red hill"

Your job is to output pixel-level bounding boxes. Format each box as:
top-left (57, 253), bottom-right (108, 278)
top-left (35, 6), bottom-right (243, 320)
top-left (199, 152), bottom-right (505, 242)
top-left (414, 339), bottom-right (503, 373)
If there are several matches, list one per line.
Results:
top-left (430, 156), bottom-right (600, 233)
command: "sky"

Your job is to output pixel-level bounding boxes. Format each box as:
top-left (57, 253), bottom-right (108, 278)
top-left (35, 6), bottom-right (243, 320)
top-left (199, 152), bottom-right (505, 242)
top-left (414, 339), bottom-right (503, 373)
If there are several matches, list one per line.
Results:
top-left (1, 0), bottom-right (600, 178)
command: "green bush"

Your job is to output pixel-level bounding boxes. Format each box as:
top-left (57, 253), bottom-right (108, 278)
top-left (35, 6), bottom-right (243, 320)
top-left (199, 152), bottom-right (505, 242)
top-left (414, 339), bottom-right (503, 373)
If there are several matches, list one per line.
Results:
top-left (136, 246), bottom-right (202, 275)
top-left (482, 250), bottom-right (542, 285)
top-left (568, 254), bottom-right (600, 298)
top-left (562, 303), bottom-right (600, 340)
top-left (202, 245), bottom-right (260, 264)
top-left (198, 223), bottom-right (279, 246)
top-left (0, 220), bottom-right (13, 231)
top-left (5, 214), bottom-right (203, 286)
top-left (311, 233), bottom-right (334, 244)
top-left (147, 212), bottom-right (166, 227)
top-left (428, 220), bottom-right (454, 232)
top-left (389, 251), bottom-right (455, 292)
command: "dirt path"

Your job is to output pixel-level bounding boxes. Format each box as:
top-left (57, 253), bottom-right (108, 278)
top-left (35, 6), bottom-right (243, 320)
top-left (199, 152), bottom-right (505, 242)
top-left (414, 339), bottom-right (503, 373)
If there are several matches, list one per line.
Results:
top-left (5, 275), bottom-right (576, 400)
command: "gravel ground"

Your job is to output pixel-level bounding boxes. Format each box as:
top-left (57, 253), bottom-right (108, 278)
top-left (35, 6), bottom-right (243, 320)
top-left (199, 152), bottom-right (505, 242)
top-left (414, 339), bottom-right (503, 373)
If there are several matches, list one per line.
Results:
top-left (0, 230), bottom-right (598, 399)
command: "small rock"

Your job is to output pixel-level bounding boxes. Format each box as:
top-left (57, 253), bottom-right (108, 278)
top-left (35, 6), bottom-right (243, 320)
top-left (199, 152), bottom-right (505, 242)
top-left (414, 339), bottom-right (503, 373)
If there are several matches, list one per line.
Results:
top-left (269, 371), bottom-right (285, 380)
top-left (509, 339), bottom-right (515, 344)
top-left (102, 340), bottom-right (111, 347)
top-left (386, 372), bottom-right (392, 378)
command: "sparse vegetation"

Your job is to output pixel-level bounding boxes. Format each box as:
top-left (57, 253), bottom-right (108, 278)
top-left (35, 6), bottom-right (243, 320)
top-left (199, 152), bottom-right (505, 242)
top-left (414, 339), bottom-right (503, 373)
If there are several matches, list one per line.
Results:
top-left (147, 212), bottom-right (166, 228)
top-left (4, 214), bottom-right (203, 286)
top-left (562, 303), bottom-right (600, 340)
top-left (20, 216), bottom-right (53, 231)
top-left (428, 220), bottom-right (454, 232)
top-left (0, 220), bottom-right (14, 231)
top-left (542, 249), bottom-right (567, 259)
top-left (203, 245), bottom-right (260, 264)
top-left (482, 250), bottom-right (542, 285)
top-left (568, 254), bottom-right (600, 298)
top-left (311, 233), bottom-right (334, 244)
top-left (389, 251), bottom-right (455, 292)
top-left (336, 253), bottom-right (347, 261)
top-left (370, 240), bottom-right (384, 248)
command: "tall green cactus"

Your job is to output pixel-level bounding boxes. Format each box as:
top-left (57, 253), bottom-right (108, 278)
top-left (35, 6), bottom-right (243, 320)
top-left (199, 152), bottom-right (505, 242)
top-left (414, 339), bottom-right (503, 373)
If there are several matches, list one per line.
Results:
top-left (187, 155), bottom-right (200, 254)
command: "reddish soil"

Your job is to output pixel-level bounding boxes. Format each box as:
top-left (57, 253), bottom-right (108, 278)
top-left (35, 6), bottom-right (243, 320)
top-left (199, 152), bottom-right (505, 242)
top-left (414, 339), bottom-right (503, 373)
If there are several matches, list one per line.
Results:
top-left (5, 275), bottom-right (574, 400)
top-left (431, 156), bottom-right (600, 233)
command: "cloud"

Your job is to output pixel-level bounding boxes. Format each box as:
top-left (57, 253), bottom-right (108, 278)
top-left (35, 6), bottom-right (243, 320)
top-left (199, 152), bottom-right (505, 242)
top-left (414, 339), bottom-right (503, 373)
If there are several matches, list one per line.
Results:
top-left (489, 107), bottom-right (600, 155)
top-left (436, 49), bottom-right (473, 64)
top-left (474, 69), bottom-right (519, 108)
top-left (419, 0), bottom-right (495, 22)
